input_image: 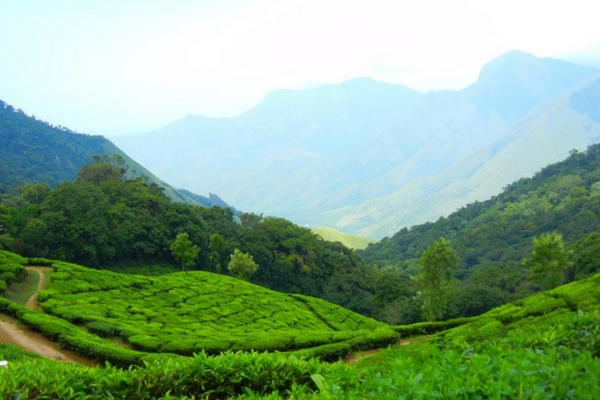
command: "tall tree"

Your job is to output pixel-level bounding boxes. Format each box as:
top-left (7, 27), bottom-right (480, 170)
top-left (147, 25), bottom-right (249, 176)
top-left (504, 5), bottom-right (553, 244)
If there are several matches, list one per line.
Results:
top-left (170, 232), bottom-right (200, 274)
top-left (417, 237), bottom-right (459, 321)
top-left (528, 231), bottom-right (570, 290)
top-left (227, 249), bottom-right (259, 281)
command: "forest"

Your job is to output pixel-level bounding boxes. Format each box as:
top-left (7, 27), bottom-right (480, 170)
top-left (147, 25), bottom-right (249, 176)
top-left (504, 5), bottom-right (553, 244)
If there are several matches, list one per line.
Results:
top-left (3, 144), bottom-right (600, 324)
top-left (2, 120), bottom-right (600, 397)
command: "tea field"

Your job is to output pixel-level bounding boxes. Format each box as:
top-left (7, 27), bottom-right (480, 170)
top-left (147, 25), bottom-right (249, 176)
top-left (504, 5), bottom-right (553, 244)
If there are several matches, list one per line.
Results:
top-left (33, 260), bottom-right (397, 357)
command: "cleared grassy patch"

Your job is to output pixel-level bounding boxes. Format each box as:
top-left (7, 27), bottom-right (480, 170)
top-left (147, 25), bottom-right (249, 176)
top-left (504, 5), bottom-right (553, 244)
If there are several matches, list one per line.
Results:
top-left (311, 227), bottom-right (377, 250)
top-left (4, 269), bottom-right (39, 305)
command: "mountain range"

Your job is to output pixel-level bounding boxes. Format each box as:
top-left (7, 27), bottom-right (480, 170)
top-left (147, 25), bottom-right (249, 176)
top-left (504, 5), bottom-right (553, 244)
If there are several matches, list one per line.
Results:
top-left (107, 51), bottom-right (600, 237)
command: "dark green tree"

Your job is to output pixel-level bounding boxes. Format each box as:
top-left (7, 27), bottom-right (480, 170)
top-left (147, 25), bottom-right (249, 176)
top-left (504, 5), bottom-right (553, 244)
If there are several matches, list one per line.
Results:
top-left (528, 231), bottom-right (570, 290)
top-left (573, 231), bottom-right (600, 279)
top-left (227, 248), bottom-right (259, 281)
top-left (209, 233), bottom-right (228, 273)
top-left (170, 232), bottom-right (200, 274)
top-left (417, 237), bottom-right (459, 321)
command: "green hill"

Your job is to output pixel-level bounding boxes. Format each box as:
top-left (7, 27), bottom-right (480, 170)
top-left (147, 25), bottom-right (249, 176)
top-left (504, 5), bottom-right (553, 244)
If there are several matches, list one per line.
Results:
top-left (0, 100), bottom-right (228, 208)
top-left (37, 260), bottom-right (394, 356)
top-left (2, 259), bottom-right (599, 398)
top-left (311, 227), bottom-right (376, 249)
top-left (357, 143), bottom-right (600, 322)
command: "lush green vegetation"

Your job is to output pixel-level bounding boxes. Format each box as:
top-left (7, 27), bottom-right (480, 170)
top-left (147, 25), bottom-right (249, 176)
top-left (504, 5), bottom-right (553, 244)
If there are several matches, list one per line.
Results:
top-left (360, 144), bottom-right (600, 323)
top-left (0, 162), bottom-right (379, 316)
top-left (2, 270), bottom-right (598, 398)
top-left (0, 100), bottom-right (232, 209)
top-left (0, 250), bottom-right (27, 295)
top-left (1, 256), bottom-right (395, 361)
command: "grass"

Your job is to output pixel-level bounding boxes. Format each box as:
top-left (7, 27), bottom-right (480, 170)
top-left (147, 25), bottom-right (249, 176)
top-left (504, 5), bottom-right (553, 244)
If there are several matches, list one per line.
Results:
top-left (311, 227), bottom-right (377, 250)
top-left (3, 268), bottom-right (39, 305)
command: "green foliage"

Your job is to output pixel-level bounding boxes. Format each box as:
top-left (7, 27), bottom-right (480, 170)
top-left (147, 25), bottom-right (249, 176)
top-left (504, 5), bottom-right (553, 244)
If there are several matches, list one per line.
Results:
top-left (0, 250), bottom-right (26, 295)
top-left (228, 248), bottom-right (259, 280)
top-left (170, 232), bottom-right (200, 274)
top-left (527, 231), bottom-right (570, 290)
top-left (32, 258), bottom-right (395, 357)
top-left (3, 272), bottom-right (600, 398)
top-left (361, 143), bottom-right (600, 320)
top-left (573, 231), bottom-right (600, 278)
top-left (3, 160), bottom-right (374, 317)
top-left (417, 237), bottom-right (458, 321)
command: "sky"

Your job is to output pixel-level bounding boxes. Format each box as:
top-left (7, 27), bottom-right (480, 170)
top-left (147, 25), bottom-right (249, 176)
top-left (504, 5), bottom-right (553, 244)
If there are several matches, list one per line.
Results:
top-left (1, 0), bottom-right (599, 136)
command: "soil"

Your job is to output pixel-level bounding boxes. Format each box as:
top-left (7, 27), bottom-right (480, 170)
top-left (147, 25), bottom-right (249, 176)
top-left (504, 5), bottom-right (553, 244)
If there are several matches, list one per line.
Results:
top-left (0, 267), bottom-right (96, 366)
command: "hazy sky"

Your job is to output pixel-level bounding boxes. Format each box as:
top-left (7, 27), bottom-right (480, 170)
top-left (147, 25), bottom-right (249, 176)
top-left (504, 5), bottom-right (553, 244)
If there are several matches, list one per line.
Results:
top-left (1, 0), bottom-right (599, 136)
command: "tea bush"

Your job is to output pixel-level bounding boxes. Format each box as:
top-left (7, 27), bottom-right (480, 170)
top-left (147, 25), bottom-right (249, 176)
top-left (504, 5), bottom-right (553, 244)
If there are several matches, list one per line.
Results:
top-left (33, 260), bottom-right (397, 356)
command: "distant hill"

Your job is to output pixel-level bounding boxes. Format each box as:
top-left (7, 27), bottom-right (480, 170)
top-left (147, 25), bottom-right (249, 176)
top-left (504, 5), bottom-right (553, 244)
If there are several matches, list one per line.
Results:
top-left (0, 100), bottom-right (229, 208)
top-left (327, 77), bottom-right (600, 237)
top-left (360, 142), bottom-right (600, 275)
top-left (311, 227), bottom-right (376, 250)
top-left (112, 51), bottom-right (600, 238)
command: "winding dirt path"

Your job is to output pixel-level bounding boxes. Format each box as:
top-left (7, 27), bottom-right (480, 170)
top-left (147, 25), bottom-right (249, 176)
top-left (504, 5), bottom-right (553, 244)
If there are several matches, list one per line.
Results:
top-left (343, 335), bottom-right (433, 365)
top-left (0, 267), bottom-right (95, 366)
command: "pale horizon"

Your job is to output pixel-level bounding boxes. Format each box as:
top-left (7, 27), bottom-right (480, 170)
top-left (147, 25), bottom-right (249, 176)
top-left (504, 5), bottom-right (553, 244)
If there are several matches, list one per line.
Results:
top-left (1, 0), bottom-right (599, 136)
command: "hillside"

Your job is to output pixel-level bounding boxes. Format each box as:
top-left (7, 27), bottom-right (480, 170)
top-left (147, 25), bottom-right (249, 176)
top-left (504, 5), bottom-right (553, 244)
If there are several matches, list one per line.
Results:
top-left (37, 260), bottom-right (394, 355)
top-left (356, 143), bottom-right (600, 322)
top-left (2, 259), bottom-right (599, 398)
top-left (311, 227), bottom-right (376, 250)
top-left (0, 161), bottom-right (378, 316)
top-left (112, 51), bottom-right (600, 237)
top-left (328, 77), bottom-right (600, 237)
top-left (0, 101), bottom-right (228, 208)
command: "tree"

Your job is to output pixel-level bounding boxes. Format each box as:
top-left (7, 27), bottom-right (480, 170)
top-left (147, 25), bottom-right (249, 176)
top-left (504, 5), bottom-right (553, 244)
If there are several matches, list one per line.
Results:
top-left (227, 248), bottom-right (259, 281)
top-left (209, 233), bottom-right (227, 273)
top-left (416, 237), bottom-right (458, 321)
top-left (573, 231), bottom-right (600, 279)
top-left (170, 233), bottom-right (200, 274)
top-left (528, 231), bottom-right (570, 290)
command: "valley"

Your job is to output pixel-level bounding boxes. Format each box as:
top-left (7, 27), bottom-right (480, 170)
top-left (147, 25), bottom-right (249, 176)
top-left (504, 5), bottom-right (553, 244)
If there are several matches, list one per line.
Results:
top-left (1, 48), bottom-right (600, 398)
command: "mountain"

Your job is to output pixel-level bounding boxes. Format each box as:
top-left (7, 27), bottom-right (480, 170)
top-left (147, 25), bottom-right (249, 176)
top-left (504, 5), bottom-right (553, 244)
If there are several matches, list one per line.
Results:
top-left (112, 52), bottom-right (600, 238)
top-left (0, 100), bottom-right (229, 208)
top-left (326, 77), bottom-right (600, 237)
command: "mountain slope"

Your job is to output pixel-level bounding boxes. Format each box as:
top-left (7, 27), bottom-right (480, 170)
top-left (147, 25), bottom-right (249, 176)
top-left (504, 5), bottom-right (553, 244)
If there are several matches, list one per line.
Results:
top-left (0, 101), bottom-right (227, 208)
top-left (112, 52), bottom-right (600, 237)
top-left (328, 78), bottom-right (600, 237)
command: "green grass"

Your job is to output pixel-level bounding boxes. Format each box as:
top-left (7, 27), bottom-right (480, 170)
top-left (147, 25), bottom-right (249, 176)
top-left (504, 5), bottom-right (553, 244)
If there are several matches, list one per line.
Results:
top-left (3, 268), bottom-right (39, 304)
top-left (311, 227), bottom-right (376, 250)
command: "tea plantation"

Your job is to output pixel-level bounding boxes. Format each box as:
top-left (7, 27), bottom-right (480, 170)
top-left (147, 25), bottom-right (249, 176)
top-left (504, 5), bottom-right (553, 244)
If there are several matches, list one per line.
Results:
top-left (28, 259), bottom-right (397, 358)
top-left (1, 252), bottom-right (599, 398)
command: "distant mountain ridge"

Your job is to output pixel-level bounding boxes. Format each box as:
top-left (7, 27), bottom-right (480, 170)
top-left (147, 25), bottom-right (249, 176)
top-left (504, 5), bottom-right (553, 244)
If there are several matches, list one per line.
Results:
top-left (112, 51), bottom-right (600, 238)
top-left (0, 101), bottom-right (231, 209)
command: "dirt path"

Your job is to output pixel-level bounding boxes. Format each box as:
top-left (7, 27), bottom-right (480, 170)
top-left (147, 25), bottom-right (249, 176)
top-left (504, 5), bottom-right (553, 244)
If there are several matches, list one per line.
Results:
top-left (25, 266), bottom-right (50, 310)
top-left (343, 335), bottom-right (433, 365)
top-left (0, 267), bottom-right (96, 366)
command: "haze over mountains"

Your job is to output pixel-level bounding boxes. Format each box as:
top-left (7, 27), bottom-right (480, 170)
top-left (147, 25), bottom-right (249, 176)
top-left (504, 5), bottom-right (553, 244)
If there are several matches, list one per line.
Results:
top-left (113, 51), bottom-right (600, 238)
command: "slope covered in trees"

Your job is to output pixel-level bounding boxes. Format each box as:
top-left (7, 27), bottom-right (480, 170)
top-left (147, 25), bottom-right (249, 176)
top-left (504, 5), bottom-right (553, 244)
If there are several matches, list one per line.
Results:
top-left (0, 161), bottom-right (376, 315)
top-left (359, 143), bottom-right (600, 322)
top-left (0, 100), bottom-right (228, 208)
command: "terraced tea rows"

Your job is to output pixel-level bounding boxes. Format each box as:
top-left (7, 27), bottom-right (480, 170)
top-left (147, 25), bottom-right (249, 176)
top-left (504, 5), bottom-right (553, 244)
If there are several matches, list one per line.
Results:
top-left (38, 261), bottom-right (396, 355)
